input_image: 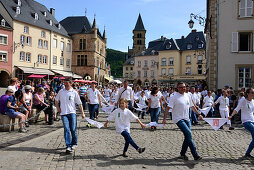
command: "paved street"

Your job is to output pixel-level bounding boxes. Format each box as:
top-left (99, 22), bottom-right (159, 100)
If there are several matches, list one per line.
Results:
top-left (0, 111), bottom-right (253, 170)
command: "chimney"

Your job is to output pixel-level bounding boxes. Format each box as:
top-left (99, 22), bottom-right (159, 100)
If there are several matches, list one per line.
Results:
top-left (181, 36), bottom-right (184, 39)
top-left (50, 8), bottom-right (55, 17)
top-left (192, 29), bottom-right (197, 33)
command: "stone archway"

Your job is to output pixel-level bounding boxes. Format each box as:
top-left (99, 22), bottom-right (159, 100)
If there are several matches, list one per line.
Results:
top-left (84, 74), bottom-right (91, 80)
top-left (0, 70), bottom-right (10, 87)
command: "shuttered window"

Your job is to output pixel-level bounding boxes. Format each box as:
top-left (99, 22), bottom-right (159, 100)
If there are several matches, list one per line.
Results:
top-left (232, 32), bottom-right (238, 52)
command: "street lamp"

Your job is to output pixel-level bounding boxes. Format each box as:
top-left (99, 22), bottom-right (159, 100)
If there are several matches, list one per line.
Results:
top-left (13, 41), bottom-right (24, 53)
top-left (188, 13), bottom-right (205, 29)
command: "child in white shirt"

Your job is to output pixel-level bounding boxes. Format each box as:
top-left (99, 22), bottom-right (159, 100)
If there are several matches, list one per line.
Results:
top-left (104, 98), bottom-right (146, 157)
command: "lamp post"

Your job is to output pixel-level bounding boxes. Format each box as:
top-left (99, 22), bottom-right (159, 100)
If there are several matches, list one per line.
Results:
top-left (188, 13), bottom-right (206, 29)
top-left (13, 41), bottom-right (24, 53)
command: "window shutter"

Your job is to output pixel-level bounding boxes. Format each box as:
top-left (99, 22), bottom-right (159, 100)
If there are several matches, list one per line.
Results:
top-left (232, 32), bottom-right (238, 52)
top-left (253, 33), bottom-right (254, 52)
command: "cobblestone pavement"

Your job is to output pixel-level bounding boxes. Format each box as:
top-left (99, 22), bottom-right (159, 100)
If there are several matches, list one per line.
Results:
top-left (0, 111), bottom-right (253, 170)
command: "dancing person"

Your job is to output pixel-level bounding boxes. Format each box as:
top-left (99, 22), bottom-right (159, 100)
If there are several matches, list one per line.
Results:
top-left (104, 98), bottom-right (146, 157)
top-left (163, 82), bottom-right (203, 161)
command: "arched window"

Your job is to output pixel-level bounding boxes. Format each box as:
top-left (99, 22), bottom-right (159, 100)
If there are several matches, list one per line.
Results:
top-left (16, 7), bottom-right (21, 14)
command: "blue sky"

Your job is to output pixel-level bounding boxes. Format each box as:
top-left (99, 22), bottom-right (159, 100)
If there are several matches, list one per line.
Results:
top-left (37, 0), bottom-right (206, 52)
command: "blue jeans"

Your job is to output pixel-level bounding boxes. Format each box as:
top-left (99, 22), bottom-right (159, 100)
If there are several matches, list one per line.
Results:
top-left (207, 108), bottom-right (214, 117)
top-left (80, 96), bottom-right (86, 110)
top-left (61, 114), bottom-right (77, 148)
top-left (150, 107), bottom-right (161, 123)
top-left (88, 104), bottom-right (99, 120)
top-left (128, 101), bottom-right (133, 111)
top-left (176, 119), bottom-right (199, 158)
top-left (243, 122), bottom-right (254, 155)
top-left (190, 109), bottom-right (198, 124)
top-left (121, 131), bottom-right (139, 152)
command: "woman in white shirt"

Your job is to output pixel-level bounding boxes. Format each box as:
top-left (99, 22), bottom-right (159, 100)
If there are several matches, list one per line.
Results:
top-left (229, 88), bottom-right (254, 158)
top-left (110, 87), bottom-right (119, 104)
top-left (86, 83), bottom-right (101, 122)
top-left (104, 98), bottom-right (146, 157)
top-left (137, 91), bottom-right (148, 119)
top-left (147, 87), bottom-right (164, 130)
top-left (214, 90), bottom-right (234, 130)
top-left (202, 91), bottom-right (214, 117)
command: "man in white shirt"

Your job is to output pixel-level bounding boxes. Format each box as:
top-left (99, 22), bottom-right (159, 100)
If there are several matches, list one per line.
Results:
top-left (163, 82), bottom-right (203, 161)
top-left (55, 78), bottom-right (85, 154)
top-left (117, 81), bottom-right (134, 111)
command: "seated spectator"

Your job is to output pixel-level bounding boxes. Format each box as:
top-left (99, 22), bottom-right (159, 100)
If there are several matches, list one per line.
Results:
top-left (7, 78), bottom-right (18, 93)
top-left (4, 91), bottom-right (27, 133)
top-left (21, 85), bottom-right (33, 127)
top-left (0, 89), bottom-right (14, 114)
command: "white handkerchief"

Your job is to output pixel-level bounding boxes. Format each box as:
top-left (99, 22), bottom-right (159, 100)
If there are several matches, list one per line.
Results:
top-left (199, 107), bottom-right (212, 117)
top-left (203, 118), bottom-right (228, 131)
top-left (85, 118), bottom-right (104, 129)
top-left (101, 104), bottom-right (115, 114)
top-left (136, 103), bottom-right (148, 109)
top-left (145, 122), bottom-right (164, 128)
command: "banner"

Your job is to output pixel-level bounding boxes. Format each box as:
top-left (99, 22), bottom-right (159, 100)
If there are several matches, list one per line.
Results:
top-left (203, 118), bottom-right (228, 131)
top-left (85, 118), bottom-right (104, 129)
top-left (145, 122), bottom-right (164, 128)
top-left (199, 107), bottom-right (212, 117)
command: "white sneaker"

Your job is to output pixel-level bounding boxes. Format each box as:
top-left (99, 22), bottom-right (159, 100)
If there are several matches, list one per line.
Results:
top-left (72, 145), bottom-right (78, 150)
top-left (66, 147), bottom-right (72, 154)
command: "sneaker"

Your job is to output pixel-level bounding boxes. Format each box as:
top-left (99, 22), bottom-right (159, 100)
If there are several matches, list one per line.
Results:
top-left (151, 126), bottom-right (155, 130)
top-left (229, 127), bottom-right (234, 130)
top-left (122, 152), bottom-right (128, 157)
top-left (138, 147), bottom-right (146, 154)
top-left (178, 155), bottom-right (189, 160)
top-left (18, 127), bottom-right (27, 133)
top-left (194, 156), bottom-right (202, 161)
top-left (244, 153), bottom-right (254, 159)
top-left (72, 145), bottom-right (78, 150)
top-left (219, 126), bottom-right (224, 130)
top-left (66, 147), bottom-right (72, 154)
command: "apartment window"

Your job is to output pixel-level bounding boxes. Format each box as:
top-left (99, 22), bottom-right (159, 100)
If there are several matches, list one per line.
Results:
top-left (20, 35), bottom-right (25, 44)
top-left (130, 67), bottom-right (133, 71)
top-left (186, 56), bottom-right (191, 64)
top-left (20, 52), bottom-right (25, 61)
top-left (138, 61), bottom-right (141, 67)
top-left (53, 39), bottom-right (57, 48)
top-left (37, 54), bottom-right (42, 63)
top-left (144, 71), bottom-right (147, 77)
top-left (240, 32), bottom-right (251, 51)
top-left (186, 67), bottom-right (191, 75)
top-left (187, 44), bottom-right (192, 49)
top-left (61, 41), bottom-right (64, 51)
top-left (26, 36), bottom-right (31, 46)
top-left (67, 43), bottom-right (71, 52)
top-left (41, 31), bottom-right (45, 38)
top-left (42, 56), bottom-right (47, 64)
top-left (25, 53), bottom-right (31, 62)
top-left (1, 19), bottom-right (5, 27)
top-left (151, 70), bottom-right (154, 77)
top-left (0, 35), bottom-right (7, 45)
top-left (151, 60), bottom-right (155, 66)
top-left (43, 41), bottom-right (48, 49)
top-left (77, 55), bottom-right (87, 66)
top-left (126, 67), bottom-right (128, 71)
top-left (137, 71), bottom-right (141, 77)
top-left (24, 26), bottom-right (29, 34)
top-left (168, 68), bottom-right (174, 75)
top-left (169, 58), bottom-right (174, 65)
top-left (161, 68), bottom-right (166, 76)
top-left (161, 58), bottom-right (166, 66)
top-left (79, 39), bottom-right (86, 50)
top-left (144, 60), bottom-right (148, 67)
top-left (66, 59), bottom-right (70, 68)
top-left (0, 52), bottom-right (7, 62)
top-left (198, 56), bottom-right (203, 64)
top-left (60, 57), bottom-right (64, 65)
top-left (38, 39), bottom-right (43, 48)
top-left (16, 7), bottom-right (20, 14)
top-left (53, 56), bottom-right (57, 64)
top-left (125, 73), bottom-right (128, 77)
top-left (239, 67), bottom-right (251, 88)
top-left (198, 65), bottom-right (202, 75)
top-left (239, 0), bottom-right (253, 17)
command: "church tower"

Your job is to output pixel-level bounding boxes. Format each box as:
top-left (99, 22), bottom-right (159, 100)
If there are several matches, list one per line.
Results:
top-left (132, 13), bottom-right (146, 56)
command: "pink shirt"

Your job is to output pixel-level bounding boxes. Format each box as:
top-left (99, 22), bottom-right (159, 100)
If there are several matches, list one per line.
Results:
top-left (33, 93), bottom-right (44, 105)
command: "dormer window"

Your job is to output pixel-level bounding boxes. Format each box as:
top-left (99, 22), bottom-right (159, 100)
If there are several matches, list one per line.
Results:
top-left (198, 43), bottom-right (204, 49)
top-left (16, 7), bottom-right (21, 14)
top-left (34, 13), bottom-right (38, 20)
top-left (187, 44), bottom-right (192, 49)
top-left (49, 20), bottom-right (53, 26)
top-left (57, 24), bottom-right (61, 29)
top-left (166, 42), bottom-right (172, 49)
top-left (43, 11), bottom-right (47, 17)
top-left (141, 51), bottom-right (145, 55)
top-left (1, 19), bottom-right (5, 27)
top-left (151, 50), bottom-right (155, 55)
top-left (195, 36), bottom-right (199, 41)
top-left (17, 0), bottom-right (21, 6)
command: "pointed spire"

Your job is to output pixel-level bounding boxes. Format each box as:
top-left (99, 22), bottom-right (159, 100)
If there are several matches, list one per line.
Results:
top-left (134, 13), bottom-right (146, 31)
top-left (103, 26), bottom-right (106, 39)
top-left (92, 14), bottom-right (96, 29)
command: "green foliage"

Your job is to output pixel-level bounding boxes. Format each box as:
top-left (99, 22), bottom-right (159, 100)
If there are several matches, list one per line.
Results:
top-left (106, 48), bottom-right (127, 78)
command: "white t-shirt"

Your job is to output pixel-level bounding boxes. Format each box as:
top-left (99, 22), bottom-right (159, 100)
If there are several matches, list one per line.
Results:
top-left (107, 108), bottom-right (138, 134)
top-left (111, 91), bottom-right (118, 103)
top-left (138, 96), bottom-right (147, 106)
top-left (234, 99), bottom-right (254, 123)
top-left (7, 85), bottom-right (17, 93)
top-left (194, 92), bottom-right (201, 104)
top-left (104, 88), bottom-right (112, 97)
top-left (87, 88), bottom-right (100, 104)
top-left (117, 86), bottom-right (133, 102)
top-left (190, 93), bottom-right (200, 105)
top-left (134, 91), bottom-right (141, 100)
top-left (215, 96), bottom-right (229, 109)
top-left (55, 88), bottom-right (82, 115)
top-left (203, 96), bottom-right (214, 108)
top-left (145, 90), bottom-right (151, 99)
top-left (168, 92), bottom-right (193, 124)
top-left (149, 93), bottom-right (161, 108)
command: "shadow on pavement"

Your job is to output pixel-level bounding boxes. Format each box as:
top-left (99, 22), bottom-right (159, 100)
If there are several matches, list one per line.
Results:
top-left (4, 146), bottom-right (65, 154)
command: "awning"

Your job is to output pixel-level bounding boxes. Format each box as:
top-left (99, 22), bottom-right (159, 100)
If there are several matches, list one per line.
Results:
top-left (51, 70), bottom-right (82, 79)
top-left (17, 66), bottom-right (54, 75)
top-left (28, 74), bottom-right (46, 78)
